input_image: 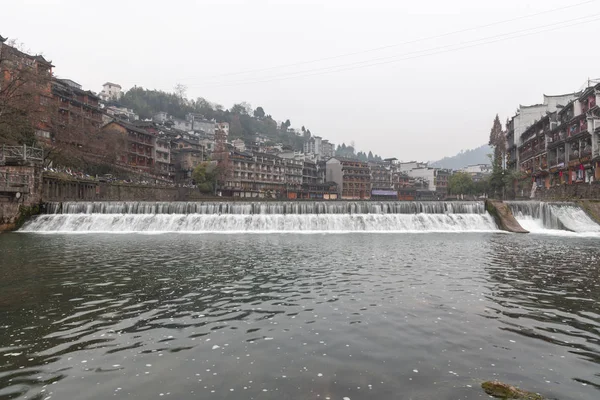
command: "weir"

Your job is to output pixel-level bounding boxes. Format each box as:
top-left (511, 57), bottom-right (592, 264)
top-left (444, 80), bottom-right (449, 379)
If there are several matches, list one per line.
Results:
top-left (506, 201), bottom-right (600, 233)
top-left (21, 201), bottom-right (500, 233)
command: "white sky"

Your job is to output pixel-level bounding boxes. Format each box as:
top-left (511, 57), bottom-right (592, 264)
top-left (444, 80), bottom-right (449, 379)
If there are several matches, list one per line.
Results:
top-left (3, 0), bottom-right (600, 160)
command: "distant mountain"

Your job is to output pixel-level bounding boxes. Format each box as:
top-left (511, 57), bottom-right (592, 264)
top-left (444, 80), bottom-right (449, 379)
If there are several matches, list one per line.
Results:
top-left (429, 144), bottom-right (491, 170)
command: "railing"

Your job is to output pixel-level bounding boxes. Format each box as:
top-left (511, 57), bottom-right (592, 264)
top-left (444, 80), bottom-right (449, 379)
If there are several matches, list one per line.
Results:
top-left (0, 171), bottom-right (30, 192)
top-left (0, 145), bottom-right (44, 164)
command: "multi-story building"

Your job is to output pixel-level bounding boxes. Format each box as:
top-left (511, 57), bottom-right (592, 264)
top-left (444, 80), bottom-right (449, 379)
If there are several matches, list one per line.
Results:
top-left (52, 78), bottom-right (102, 135)
top-left (171, 137), bottom-right (205, 182)
top-left (101, 120), bottom-right (156, 172)
top-left (155, 136), bottom-right (173, 179)
top-left (105, 105), bottom-right (138, 121)
top-left (369, 160), bottom-right (397, 200)
top-left (99, 82), bottom-right (122, 101)
top-left (302, 160), bottom-right (318, 185)
top-left (506, 93), bottom-right (578, 171)
top-left (303, 136), bottom-right (335, 161)
top-left (321, 139), bottom-right (335, 159)
top-left (460, 164), bottom-right (493, 181)
top-left (435, 169), bottom-right (450, 198)
top-left (222, 151), bottom-right (286, 198)
top-left (326, 157), bottom-right (371, 199)
top-left (518, 112), bottom-right (555, 188)
top-left (284, 158), bottom-right (303, 199)
top-left (398, 161), bottom-right (428, 173)
top-left (404, 166), bottom-right (448, 198)
top-left (405, 167), bottom-right (435, 191)
top-left (394, 172), bottom-right (417, 201)
top-left (537, 84), bottom-right (600, 186)
top-left (0, 35), bottom-right (54, 141)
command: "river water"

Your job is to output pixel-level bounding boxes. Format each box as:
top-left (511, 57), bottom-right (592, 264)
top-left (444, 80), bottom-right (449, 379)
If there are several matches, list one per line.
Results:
top-left (1, 232), bottom-right (599, 400)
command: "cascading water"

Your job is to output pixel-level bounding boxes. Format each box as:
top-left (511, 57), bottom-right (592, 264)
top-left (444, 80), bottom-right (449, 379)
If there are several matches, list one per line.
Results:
top-left (506, 201), bottom-right (600, 234)
top-left (20, 201), bottom-right (500, 233)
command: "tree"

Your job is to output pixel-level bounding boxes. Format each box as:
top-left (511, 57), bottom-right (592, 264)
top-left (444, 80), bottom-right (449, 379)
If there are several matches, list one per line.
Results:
top-left (174, 83), bottom-right (187, 99)
top-left (253, 106), bottom-right (265, 119)
top-left (228, 115), bottom-right (244, 138)
top-left (368, 151), bottom-right (374, 161)
top-left (448, 172), bottom-right (474, 196)
top-left (230, 103), bottom-right (248, 115)
top-left (303, 127), bottom-right (311, 140)
top-left (284, 119), bottom-right (291, 129)
top-left (192, 162), bottom-right (217, 193)
top-left (488, 114), bottom-right (507, 199)
top-left (0, 38), bottom-right (52, 145)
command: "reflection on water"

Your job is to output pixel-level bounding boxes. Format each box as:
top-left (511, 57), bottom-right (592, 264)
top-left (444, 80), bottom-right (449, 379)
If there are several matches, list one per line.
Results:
top-left (0, 233), bottom-right (598, 399)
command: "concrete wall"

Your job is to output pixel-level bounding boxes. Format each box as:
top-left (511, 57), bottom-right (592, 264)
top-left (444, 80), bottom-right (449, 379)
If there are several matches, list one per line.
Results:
top-left (535, 182), bottom-right (600, 200)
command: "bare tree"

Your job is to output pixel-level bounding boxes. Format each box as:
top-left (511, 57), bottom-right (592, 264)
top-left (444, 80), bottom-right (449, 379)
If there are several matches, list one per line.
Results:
top-left (0, 38), bottom-right (52, 145)
top-left (174, 83), bottom-right (187, 99)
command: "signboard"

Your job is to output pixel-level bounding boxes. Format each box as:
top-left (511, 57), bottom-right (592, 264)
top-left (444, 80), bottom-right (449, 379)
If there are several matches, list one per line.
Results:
top-left (371, 190), bottom-right (398, 196)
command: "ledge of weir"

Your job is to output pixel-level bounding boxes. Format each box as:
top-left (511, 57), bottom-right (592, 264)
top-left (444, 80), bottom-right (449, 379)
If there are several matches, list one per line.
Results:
top-left (485, 200), bottom-right (529, 233)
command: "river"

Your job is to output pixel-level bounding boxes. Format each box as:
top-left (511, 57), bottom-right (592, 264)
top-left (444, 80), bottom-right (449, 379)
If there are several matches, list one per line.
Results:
top-left (1, 230), bottom-right (599, 399)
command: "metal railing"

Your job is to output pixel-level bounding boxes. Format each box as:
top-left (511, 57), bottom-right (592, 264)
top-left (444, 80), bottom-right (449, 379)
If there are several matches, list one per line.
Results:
top-left (0, 145), bottom-right (44, 164)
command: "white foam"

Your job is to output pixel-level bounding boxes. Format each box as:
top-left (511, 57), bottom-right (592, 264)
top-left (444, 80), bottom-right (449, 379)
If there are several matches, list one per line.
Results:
top-left (20, 213), bottom-right (500, 233)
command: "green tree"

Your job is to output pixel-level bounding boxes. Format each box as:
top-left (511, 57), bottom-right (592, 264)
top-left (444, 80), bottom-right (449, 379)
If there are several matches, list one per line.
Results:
top-left (448, 172), bottom-right (474, 196)
top-left (192, 162), bottom-right (217, 193)
top-left (368, 151), bottom-right (374, 161)
top-left (488, 115), bottom-right (506, 199)
top-left (253, 106), bottom-right (265, 119)
top-left (231, 103), bottom-right (248, 115)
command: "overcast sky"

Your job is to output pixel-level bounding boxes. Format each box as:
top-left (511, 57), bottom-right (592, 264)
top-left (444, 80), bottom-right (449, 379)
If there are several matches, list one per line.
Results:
top-left (3, 0), bottom-right (600, 160)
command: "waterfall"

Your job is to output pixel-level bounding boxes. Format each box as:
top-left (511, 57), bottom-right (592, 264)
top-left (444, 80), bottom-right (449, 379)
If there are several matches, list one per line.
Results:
top-left (506, 201), bottom-right (600, 233)
top-left (21, 201), bottom-right (500, 233)
top-left (43, 201), bottom-right (489, 215)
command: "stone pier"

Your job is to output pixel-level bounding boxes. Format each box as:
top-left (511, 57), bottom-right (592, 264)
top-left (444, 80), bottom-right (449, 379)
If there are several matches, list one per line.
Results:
top-left (0, 163), bottom-right (43, 231)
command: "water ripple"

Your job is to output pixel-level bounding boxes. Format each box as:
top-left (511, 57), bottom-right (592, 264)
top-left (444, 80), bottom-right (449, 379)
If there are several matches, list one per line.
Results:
top-left (0, 233), bottom-right (598, 399)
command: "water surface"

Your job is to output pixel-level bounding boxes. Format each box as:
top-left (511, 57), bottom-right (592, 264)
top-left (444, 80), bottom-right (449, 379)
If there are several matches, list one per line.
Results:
top-left (0, 233), bottom-right (599, 399)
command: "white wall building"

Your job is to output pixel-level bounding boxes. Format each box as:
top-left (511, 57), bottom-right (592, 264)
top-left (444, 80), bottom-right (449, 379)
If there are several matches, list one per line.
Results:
top-left (99, 82), bottom-right (122, 101)
top-left (232, 138), bottom-right (246, 152)
top-left (154, 111), bottom-right (168, 123)
top-left (461, 164), bottom-right (492, 174)
top-left (398, 161), bottom-right (428, 173)
top-left (216, 122), bottom-right (229, 136)
top-left (406, 167), bottom-right (436, 191)
top-left (508, 93), bottom-right (579, 151)
top-left (303, 136), bottom-right (335, 161)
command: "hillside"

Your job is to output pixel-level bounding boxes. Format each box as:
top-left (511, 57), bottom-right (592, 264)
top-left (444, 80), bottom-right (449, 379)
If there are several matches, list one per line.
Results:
top-left (117, 87), bottom-right (382, 159)
top-left (429, 144), bottom-right (491, 170)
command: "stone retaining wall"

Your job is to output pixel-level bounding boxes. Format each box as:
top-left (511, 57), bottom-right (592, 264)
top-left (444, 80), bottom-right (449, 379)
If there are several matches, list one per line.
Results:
top-left (535, 182), bottom-right (600, 200)
top-left (42, 177), bottom-right (211, 202)
top-left (0, 163), bottom-right (43, 231)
